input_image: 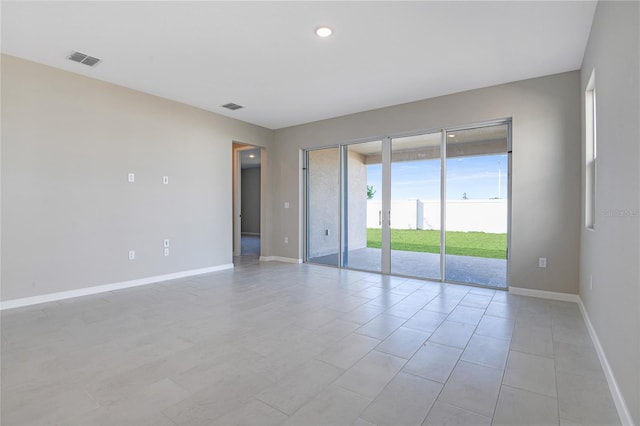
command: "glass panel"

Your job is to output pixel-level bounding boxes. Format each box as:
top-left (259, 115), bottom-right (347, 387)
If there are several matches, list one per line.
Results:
top-left (445, 124), bottom-right (509, 287)
top-left (343, 141), bottom-right (383, 272)
top-left (307, 147), bottom-right (340, 266)
top-left (390, 132), bottom-right (442, 280)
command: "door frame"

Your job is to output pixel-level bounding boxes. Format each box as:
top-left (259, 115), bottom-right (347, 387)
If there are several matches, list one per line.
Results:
top-left (303, 118), bottom-right (511, 289)
top-left (232, 143), bottom-right (266, 258)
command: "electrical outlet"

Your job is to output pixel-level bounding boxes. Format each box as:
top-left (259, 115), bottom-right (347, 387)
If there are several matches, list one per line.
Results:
top-left (284, 202), bottom-right (290, 209)
top-left (538, 257), bottom-right (547, 268)
top-left (284, 237), bottom-right (288, 244)
top-left (164, 248), bottom-right (170, 257)
top-left (128, 250), bottom-right (136, 260)
top-left (128, 173), bottom-right (135, 183)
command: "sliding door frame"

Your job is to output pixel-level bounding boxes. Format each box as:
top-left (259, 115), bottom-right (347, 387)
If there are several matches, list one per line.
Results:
top-left (303, 118), bottom-right (512, 289)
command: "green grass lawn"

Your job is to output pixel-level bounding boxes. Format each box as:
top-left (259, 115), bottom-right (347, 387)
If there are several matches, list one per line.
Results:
top-left (367, 228), bottom-right (507, 259)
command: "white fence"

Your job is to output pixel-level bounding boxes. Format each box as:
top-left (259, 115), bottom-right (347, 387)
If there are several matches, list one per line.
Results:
top-left (367, 199), bottom-right (507, 233)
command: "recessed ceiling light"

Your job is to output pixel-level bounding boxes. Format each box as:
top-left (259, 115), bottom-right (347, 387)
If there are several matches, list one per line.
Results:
top-left (315, 27), bottom-right (333, 38)
top-left (248, 154), bottom-right (256, 158)
top-left (448, 134), bottom-right (456, 138)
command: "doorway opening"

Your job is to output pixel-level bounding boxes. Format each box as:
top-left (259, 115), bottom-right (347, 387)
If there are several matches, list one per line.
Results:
top-left (233, 143), bottom-right (264, 261)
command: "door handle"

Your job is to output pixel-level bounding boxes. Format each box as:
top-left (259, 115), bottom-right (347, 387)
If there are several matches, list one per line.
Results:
top-left (379, 210), bottom-right (382, 226)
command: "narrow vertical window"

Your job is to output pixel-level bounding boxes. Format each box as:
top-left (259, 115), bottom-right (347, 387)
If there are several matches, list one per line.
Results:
top-left (585, 70), bottom-right (597, 229)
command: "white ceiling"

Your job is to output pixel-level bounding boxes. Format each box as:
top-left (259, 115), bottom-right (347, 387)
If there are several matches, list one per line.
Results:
top-left (1, 1), bottom-right (597, 130)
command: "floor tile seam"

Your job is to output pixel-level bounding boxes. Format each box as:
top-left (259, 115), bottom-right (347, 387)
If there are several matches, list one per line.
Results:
top-left (432, 394), bottom-right (494, 422)
top-left (551, 348), bottom-right (560, 422)
top-left (459, 352), bottom-right (508, 372)
top-left (359, 370), bottom-right (441, 426)
top-left (373, 340), bottom-right (425, 361)
top-left (334, 349), bottom-right (409, 400)
top-left (312, 340), bottom-right (379, 371)
top-left (160, 411), bottom-right (180, 426)
top-left (482, 312), bottom-right (517, 322)
top-left (417, 342), bottom-right (483, 422)
top-left (508, 348), bottom-right (555, 361)
top-left (339, 316), bottom-right (378, 327)
top-left (500, 377), bottom-right (559, 399)
top-left (312, 357), bottom-right (349, 376)
top-left (490, 326), bottom-right (523, 423)
top-left (400, 368), bottom-right (449, 386)
top-left (253, 393), bottom-right (300, 418)
top-left (68, 386), bottom-right (103, 424)
top-left (427, 333), bottom-right (474, 351)
top-left (384, 310), bottom-right (426, 322)
top-left (330, 381), bottom-right (375, 407)
top-left (435, 306), bottom-right (483, 348)
top-left (473, 329), bottom-right (513, 342)
top-left (356, 362), bottom-right (436, 424)
top-left (488, 348), bottom-right (511, 424)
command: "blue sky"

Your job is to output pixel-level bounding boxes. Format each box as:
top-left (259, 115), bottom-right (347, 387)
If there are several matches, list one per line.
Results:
top-left (367, 154), bottom-right (508, 200)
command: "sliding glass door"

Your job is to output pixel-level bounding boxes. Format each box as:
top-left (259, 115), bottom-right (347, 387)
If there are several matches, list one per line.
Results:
top-left (305, 120), bottom-right (510, 289)
top-left (306, 147), bottom-right (340, 266)
top-left (342, 141), bottom-right (383, 272)
top-left (444, 124), bottom-right (509, 287)
top-left (390, 133), bottom-right (442, 280)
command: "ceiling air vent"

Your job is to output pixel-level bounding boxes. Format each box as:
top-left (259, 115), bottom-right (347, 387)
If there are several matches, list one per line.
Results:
top-left (67, 51), bottom-right (101, 67)
top-left (222, 103), bottom-right (244, 111)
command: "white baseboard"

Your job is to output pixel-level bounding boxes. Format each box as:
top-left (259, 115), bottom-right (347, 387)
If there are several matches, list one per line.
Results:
top-left (508, 286), bottom-right (579, 302)
top-left (0, 264), bottom-right (234, 311)
top-left (577, 297), bottom-right (634, 426)
top-left (508, 286), bottom-right (632, 425)
top-left (259, 256), bottom-right (302, 264)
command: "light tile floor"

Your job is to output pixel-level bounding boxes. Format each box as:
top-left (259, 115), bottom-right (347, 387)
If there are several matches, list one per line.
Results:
top-left (1, 259), bottom-right (620, 425)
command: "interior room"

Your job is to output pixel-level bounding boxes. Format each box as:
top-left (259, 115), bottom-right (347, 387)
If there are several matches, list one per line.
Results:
top-left (1, 1), bottom-right (638, 425)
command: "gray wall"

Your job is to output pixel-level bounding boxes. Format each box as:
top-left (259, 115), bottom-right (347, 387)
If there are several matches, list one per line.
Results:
top-left (241, 167), bottom-right (261, 235)
top-left (1, 54), bottom-right (273, 301)
top-left (579, 2), bottom-right (640, 422)
top-left (272, 71), bottom-right (582, 295)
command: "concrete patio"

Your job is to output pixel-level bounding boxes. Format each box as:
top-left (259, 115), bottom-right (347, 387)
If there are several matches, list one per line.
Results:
top-left (309, 247), bottom-right (507, 288)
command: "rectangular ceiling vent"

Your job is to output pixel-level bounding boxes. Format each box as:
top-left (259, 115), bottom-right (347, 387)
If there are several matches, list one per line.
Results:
top-left (67, 51), bottom-right (101, 67)
top-left (222, 103), bottom-right (244, 111)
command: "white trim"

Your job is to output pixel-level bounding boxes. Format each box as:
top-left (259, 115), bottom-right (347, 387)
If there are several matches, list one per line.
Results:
top-left (508, 286), bottom-right (632, 425)
top-left (508, 286), bottom-right (579, 302)
top-left (0, 264), bottom-right (233, 311)
top-left (577, 297), bottom-right (634, 426)
top-left (259, 256), bottom-right (302, 264)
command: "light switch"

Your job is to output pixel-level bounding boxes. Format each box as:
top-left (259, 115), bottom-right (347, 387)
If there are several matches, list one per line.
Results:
top-left (284, 202), bottom-right (289, 209)
top-left (128, 173), bottom-right (135, 183)
top-left (163, 176), bottom-right (169, 185)
top-left (163, 239), bottom-right (170, 248)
